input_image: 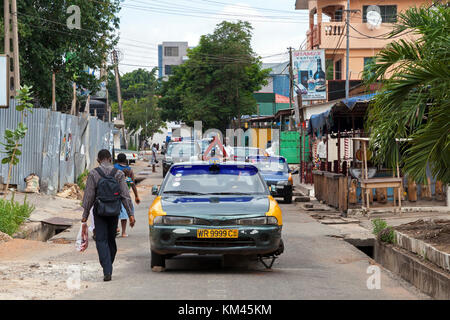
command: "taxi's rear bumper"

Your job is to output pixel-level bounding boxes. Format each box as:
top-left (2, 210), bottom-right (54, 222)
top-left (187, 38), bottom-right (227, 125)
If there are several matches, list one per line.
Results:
top-left (150, 225), bottom-right (282, 255)
top-left (269, 184), bottom-right (292, 198)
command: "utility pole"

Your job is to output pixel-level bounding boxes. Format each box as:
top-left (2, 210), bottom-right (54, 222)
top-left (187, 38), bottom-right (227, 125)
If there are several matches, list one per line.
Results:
top-left (99, 58), bottom-right (110, 122)
top-left (112, 49), bottom-right (127, 149)
top-left (4, 0), bottom-right (20, 100)
top-left (288, 47), bottom-right (304, 182)
top-left (345, 0), bottom-right (350, 99)
top-left (344, 1), bottom-right (359, 99)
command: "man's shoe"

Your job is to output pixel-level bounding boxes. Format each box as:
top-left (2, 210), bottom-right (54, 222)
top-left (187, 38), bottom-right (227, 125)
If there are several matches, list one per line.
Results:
top-left (103, 274), bottom-right (112, 281)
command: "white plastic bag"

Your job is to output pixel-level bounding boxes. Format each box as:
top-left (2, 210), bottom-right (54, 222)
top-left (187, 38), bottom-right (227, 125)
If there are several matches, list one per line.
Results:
top-left (75, 223), bottom-right (88, 252)
top-left (88, 208), bottom-right (95, 233)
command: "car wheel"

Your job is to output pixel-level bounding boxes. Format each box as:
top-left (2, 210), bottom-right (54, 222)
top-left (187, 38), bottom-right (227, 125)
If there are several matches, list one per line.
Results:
top-left (284, 194), bottom-right (293, 204)
top-left (151, 250), bottom-right (166, 270)
top-left (275, 239), bottom-right (285, 255)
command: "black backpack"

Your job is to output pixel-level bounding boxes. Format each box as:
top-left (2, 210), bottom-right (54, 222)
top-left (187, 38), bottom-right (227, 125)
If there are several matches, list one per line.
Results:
top-left (94, 167), bottom-right (121, 217)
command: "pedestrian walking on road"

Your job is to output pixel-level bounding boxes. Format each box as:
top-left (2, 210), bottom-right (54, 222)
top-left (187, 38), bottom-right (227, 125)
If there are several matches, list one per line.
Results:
top-left (149, 143), bottom-right (157, 172)
top-left (115, 153), bottom-right (140, 237)
top-left (81, 149), bottom-right (135, 282)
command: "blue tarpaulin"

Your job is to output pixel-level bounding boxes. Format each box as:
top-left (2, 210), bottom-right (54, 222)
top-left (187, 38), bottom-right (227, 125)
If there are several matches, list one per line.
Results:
top-left (307, 93), bottom-right (379, 136)
top-left (308, 109), bottom-right (331, 138)
top-left (340, 93), bottom-right (377, 109)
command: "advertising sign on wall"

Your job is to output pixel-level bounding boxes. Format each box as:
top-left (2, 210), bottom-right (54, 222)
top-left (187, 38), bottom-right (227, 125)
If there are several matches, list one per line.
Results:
top-left (0, 55), bottom-right (8, 107)
top-left (293, 50), bottom-right (326, 101)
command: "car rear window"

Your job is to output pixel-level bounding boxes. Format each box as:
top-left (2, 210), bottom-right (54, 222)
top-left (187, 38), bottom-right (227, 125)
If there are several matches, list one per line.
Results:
top-left (161, 164), bottom-right (268, 195)
top-left (167, 143), bottom-right (199, 156)
top-left (249, 157), bottom-right (289, 173)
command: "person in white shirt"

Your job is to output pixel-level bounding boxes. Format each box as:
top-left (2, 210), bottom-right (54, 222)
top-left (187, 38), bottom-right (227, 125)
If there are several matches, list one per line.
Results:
top-left (224, 137), bottom-right (234, 159)
top-left (317, 136), bottom-right (327, 162)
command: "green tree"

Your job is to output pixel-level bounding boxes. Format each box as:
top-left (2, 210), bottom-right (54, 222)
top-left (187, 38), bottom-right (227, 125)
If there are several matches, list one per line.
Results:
top-left (108, 68), bottom-right (159, 103)
top-left (158, 21), bottom-right (270, 132)
top-left (364, 4), bottom-right (450, 184)
top-left (109, 68), bottom-right (164, 139)
top-left (1, 86), bottom-right (34, 196)
top-left (112, 97), bottom-right (165, 140)
top-left (0, 0), bottom-right (121, 111)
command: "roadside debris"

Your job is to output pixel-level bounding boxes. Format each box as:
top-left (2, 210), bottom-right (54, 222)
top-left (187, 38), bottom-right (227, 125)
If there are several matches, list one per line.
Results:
top-left (24, 174), bottom-right (40, 193)
top-left (56, 183), bottom-right (83, 200)
top-left (0, 231), bottom-right (13, 243)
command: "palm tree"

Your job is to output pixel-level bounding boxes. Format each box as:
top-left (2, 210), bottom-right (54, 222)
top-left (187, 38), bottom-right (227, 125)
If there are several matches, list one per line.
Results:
top-left (365, 3), bottom-right (449, 184)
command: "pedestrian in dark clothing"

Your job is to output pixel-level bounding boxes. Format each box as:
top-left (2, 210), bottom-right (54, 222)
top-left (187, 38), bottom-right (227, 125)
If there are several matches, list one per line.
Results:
top-left (81, 149), bottom-right (135, 282)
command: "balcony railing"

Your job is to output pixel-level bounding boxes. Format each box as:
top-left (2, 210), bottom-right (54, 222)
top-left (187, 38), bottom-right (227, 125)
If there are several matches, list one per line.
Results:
top-left (323, 22), bottom-right (345, 36)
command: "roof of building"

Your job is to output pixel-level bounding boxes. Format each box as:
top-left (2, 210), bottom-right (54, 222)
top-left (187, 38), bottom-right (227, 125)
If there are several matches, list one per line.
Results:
top-left (262, 61), bottom-right (289, 75)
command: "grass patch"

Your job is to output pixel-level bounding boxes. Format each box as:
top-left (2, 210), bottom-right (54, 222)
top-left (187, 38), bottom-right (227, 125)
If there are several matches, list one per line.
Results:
top-left (372, 218), bottom-right (395, 244)
top-left (0, 194), bottom-right (35, 236)
top-left (77, 169), bottom-right (89, 191)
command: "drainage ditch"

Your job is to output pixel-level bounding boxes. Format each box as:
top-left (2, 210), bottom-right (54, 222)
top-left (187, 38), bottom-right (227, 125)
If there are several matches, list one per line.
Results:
top-left (344, 238), bottom-right (375, 259)
top-left (16, 219), bottom-right (72, 242)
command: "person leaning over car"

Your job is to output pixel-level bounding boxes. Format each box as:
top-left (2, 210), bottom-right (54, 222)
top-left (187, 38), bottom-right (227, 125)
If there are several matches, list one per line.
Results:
top-left (81, 149), bottom-right (135, 281)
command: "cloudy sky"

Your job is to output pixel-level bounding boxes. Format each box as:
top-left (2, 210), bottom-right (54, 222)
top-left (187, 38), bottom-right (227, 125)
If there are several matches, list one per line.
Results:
top-left (115, 0), bottom-right (310, 73)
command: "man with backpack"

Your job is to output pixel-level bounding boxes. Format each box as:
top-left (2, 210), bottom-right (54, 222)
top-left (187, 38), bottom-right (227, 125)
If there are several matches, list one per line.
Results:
top-left (81, 149), bottom-right (135, 281)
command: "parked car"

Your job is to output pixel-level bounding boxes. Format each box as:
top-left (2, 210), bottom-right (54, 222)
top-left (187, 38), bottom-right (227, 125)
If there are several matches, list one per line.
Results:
top-left (148, 162), bottom-right (284, 270)
top-left (248, 155), bottom-right (293, 203)
top-left (161, 141), bottom-right (201, 177)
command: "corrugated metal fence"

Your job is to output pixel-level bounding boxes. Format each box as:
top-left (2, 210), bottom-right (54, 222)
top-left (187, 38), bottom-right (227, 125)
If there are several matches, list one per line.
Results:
top-left (0, 102), bottom-right (114, 194)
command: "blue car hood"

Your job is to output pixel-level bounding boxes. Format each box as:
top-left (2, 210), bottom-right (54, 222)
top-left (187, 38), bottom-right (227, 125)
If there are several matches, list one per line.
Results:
top-left (161, 195), bottom-right (270, 218)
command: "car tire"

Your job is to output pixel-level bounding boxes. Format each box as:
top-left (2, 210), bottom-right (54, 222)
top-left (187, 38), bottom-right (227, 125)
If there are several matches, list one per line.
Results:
top-left (284, 194), bottom-right (293, 204)
top-left (276, 238), bottom-right (285, 255)
top-left (151, 250), bottom-right (166, 270)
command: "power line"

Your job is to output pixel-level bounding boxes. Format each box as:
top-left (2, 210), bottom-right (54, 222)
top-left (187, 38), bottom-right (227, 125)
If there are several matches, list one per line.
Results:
top-left (87, 0), bottom-right (310, 24)
top-left (128, 0), bottom-right (308, 20)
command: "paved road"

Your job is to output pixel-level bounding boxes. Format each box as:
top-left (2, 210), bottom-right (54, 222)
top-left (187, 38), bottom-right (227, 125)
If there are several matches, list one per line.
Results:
top-left (67, 164), bottom-right (427, 300)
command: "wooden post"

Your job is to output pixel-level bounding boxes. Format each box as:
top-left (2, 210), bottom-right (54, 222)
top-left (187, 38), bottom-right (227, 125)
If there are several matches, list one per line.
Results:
top-left (52, 71), bottom-right (56, 111)
top-left (349, 179), bottom-right (357, 204)
top-left (435, 181), bottom-right (444, 201)
top-left (11, 0), bottom-right (19, 90)
top-left (337, 118), bottom-right (341, 173)
top-left (70, 82), bottom-right (76, 115)
top-left (396, 151), bottom-right (402, 212)
top-left (362, 140), bottom-right (370, 209)
top-left (420, 178), bottom-right (432, 200)
top-left (407, 178), bottom-right (417, 202)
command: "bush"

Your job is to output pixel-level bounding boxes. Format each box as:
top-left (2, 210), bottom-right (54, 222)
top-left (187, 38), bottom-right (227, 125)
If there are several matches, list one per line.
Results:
top-left (372, 218), bottom-right (395, 244)
top-left (0, 194), bottom-right (35, 236)
top-left (77, 170), bottom-right (89, 191)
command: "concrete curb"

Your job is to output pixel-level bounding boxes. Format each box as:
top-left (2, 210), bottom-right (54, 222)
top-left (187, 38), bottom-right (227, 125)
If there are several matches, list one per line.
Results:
top-left (375, 241), bottom-right (450, 300)
top-left (394, 231), bottom-right (450, 272)
top-left (348, 206), bottom-right (450, 216)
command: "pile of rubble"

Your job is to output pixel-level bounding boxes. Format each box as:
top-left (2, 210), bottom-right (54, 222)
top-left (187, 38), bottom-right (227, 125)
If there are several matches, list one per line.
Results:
top-left (0, 231), bottom-right (13, 243)
top-left (56, 183), bottom-right (84, 200)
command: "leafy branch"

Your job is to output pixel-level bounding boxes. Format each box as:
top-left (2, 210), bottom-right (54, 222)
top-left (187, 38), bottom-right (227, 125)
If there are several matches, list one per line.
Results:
top-left (1, 85), bottom-right (34, 196)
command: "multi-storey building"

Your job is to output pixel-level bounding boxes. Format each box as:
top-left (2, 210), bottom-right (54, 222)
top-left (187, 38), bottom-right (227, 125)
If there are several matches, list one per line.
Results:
top-left (295, 0), bottom-right (425, 99)
top-left (157, 41), bottom-right (189, 80)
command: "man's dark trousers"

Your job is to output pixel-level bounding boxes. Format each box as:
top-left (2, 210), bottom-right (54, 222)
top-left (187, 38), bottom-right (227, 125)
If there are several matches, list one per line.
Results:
top-left (93, 213), bottom-right (119, 276)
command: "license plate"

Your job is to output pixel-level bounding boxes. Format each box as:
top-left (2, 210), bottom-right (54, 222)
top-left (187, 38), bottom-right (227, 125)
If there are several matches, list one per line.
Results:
top-left (197, 229), bottom-right (238, 238)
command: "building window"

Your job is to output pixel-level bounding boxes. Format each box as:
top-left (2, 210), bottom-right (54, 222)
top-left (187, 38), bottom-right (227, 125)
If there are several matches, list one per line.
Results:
top-left (363, 5), bottom-right (397, 23)
top-left (164, 65), bottom-right (174, 75)
top-left (335, 59), bottom-right (342, 80)
top-left (334, 9), bottom-right (343, 22)
top-left (164, 46), bottom-right (179, 57)
top-left (326, 59), bottom-right (334, 80)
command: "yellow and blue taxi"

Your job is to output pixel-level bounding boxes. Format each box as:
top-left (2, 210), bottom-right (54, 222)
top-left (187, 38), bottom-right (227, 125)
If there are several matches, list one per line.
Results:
top-left (248, 156), bottom-right (293, 203)
top-left (148, 161), bottom-right (284, 270)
